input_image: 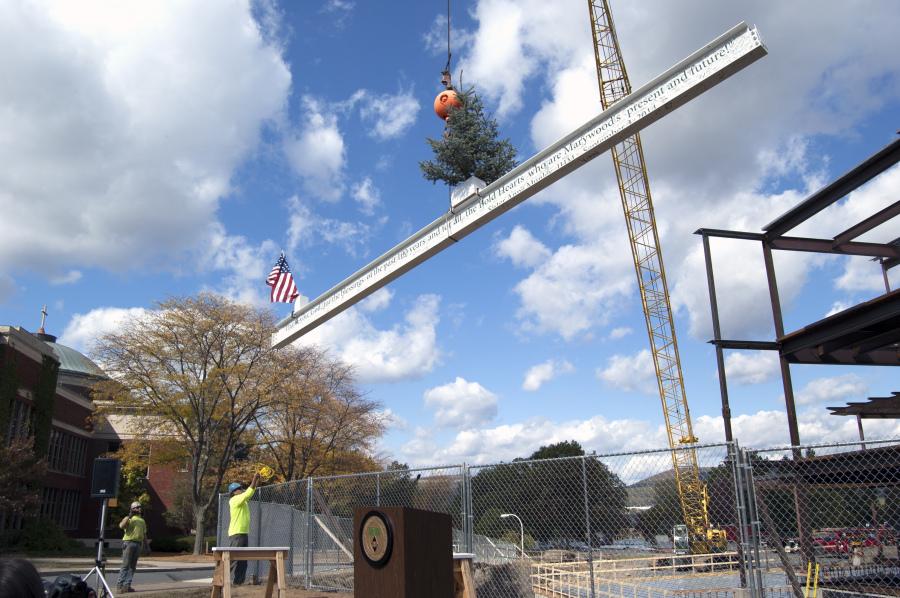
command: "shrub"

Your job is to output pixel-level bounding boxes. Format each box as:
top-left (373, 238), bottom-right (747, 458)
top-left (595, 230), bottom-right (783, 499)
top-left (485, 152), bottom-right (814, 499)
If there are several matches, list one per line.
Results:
top-left (18, 517), bottom-right (79, 552)
top-left (151, 535), bottom-right (216, 553)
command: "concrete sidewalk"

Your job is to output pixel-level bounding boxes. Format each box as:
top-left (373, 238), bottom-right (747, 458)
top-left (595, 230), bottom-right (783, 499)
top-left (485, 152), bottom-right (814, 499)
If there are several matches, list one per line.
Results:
top-left (30, 555), bottom-right (214, 576)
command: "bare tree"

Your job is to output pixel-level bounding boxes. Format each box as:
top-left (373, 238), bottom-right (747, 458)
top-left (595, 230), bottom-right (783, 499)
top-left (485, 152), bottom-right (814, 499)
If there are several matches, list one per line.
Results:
top-left (93, 294), bottom-right (277, 554)
top-left (255, 346), bottom-right (384, 480)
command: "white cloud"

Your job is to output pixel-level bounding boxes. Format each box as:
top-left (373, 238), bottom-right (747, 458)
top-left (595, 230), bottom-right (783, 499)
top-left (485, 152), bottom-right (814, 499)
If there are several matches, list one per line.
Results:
top-left (284, 96), bottom-right (346, 201)
top-left (377, 408), bottom-right (409, 432)
top-left (399, 407), bottom-right (900, 468)
top-left (459, 0), bottom-right (587, 118)
top-left (286, 196), bottom-right (375, 258)
top-left (0, 1), bottom-right (291, 287)
top-left (355, 88), bottom-right (421, 141)
top-left (423, 15), bottom-right (475, 57)
top-left (321, 0), bottom-right (354, 27)
top-left (608, 327), bottom-right (632, 340)
top-left (49, 270), bottom-right (82, 285)
top-left (403, 414), bottom-right (660, 466)
top-left (511, 240), bottom-right (634, 340)
top-left (596, 349), bottom-right (656, 394)
top-left (692, 408), bottom-right (900, 450)
top-left (351, 177), bottom-right (382, 215)
top-left (795, 374), bottom-right (868, 406)
top-left (295, 294), bottom-right (441, 383)
top-left (201, 224), bottom-right (277, 306)
top-left (522, 359), bottom-right (574, 391)
top-left (494, 225), bottom-right (550, 269)
top-left (359, 288), bottom-right (393, 313)
top-left (60, 306), bottom-right (150, 353)
top-left (836, 257), bottom-right (891, 293)
top-left (424, 377), bottom-right (499, 430)
top-left (826, 300), bottom-right (852, 317)
top-left (322, 0), bottom-right (354, 11)
top-left (723, 352), bottom-right (779, 385)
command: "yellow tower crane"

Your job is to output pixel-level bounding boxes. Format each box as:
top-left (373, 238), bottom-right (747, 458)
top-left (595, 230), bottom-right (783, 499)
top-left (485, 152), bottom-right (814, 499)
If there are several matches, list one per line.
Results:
top-left (587, 0), bottom-right (725, 554)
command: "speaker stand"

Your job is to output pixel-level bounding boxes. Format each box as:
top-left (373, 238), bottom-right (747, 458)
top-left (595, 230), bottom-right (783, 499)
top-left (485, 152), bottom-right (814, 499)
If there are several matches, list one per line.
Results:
top-left (83, 565), bottom-right (116, 598)
top-left (83, 498), bottom-right (116, 597)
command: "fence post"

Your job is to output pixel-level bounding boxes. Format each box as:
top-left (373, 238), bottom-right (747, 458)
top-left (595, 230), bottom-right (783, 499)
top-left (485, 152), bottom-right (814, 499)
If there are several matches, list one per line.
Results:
top-left (742, 448), bottom-right (766, 595)
top-left (463, 463), bottom-right (474, 554)
top-left (581, 456), bottom-right (596, 598)
top-left (376, 472), bottom-right (381, 507)
top-left (305, 477), bottom-right (313, 589)
top-left (216, 493), bottom-right (224, 548)
top-left (288, 487), bottom-right (296, 578)
top-left (254, 487), bottom-right (263, 581)
top-left (729, 442), bottom-right (751, 593)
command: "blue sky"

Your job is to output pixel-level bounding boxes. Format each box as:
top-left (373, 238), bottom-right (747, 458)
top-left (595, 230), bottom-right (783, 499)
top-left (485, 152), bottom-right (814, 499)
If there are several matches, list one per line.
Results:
top-left (1, 0), bottom-right (898, 465)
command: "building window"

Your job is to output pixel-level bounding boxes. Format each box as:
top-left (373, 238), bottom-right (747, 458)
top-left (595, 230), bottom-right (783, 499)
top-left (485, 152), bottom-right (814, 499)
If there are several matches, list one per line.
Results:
top-left (0, 510), bottom-right (23, 532)
top-left (5, 399), bottom-right (32, 443)
top-left (40, 487), bottom-right (81, 531)
top-left (47, 428), bottom-right (88, 477)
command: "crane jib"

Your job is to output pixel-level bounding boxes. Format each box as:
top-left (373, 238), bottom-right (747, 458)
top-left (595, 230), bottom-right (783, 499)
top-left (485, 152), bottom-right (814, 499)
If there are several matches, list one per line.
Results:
top-left (271, 22), bottom-right (766, 349)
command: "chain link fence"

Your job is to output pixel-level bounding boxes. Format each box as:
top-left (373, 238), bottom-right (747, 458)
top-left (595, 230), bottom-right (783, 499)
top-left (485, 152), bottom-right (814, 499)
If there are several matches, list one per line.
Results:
top-left (747, 438), bottom-right (900, 598)
top-left (216, 438), bottom-right (900, 597)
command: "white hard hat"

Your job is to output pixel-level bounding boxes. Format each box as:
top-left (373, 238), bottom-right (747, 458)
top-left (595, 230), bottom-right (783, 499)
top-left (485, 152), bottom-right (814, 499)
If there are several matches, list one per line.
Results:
top-left (131, 501), bottom-right (142, 509)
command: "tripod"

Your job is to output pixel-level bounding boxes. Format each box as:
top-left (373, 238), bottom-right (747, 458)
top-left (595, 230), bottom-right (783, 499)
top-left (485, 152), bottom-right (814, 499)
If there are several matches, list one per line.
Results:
top-left (83, 498), bottom-right (116, 597)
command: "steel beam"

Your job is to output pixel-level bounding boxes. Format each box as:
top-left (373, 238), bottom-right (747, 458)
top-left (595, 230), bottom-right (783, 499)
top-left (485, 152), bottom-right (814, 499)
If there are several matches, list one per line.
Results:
top-left (272, 22), bottom-right (767, 348)
top-left (708, 340), bottom-right (779, 351)
top-left (769, 236), bottom-right (900, 258)
top-left (833, 200), bottom-right (900, 246)
top-left (695, 229), bottom-right (900, 258)
top-left (763, 138), bottom-right (900, 237)
top-left (694, 228), bottom-right (763, 241)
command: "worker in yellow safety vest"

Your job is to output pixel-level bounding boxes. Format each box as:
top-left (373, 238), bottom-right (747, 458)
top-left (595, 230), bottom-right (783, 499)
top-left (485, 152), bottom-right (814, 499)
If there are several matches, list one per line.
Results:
top-left (227, 472), bottom-right (259, 585)
top-left (117, 501), bottom-right (147, 593)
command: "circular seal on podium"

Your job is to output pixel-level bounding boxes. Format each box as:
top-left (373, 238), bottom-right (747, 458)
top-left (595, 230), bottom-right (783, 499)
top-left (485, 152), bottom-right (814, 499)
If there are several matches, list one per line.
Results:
top-left (360, 510), bottom-right (393, 568)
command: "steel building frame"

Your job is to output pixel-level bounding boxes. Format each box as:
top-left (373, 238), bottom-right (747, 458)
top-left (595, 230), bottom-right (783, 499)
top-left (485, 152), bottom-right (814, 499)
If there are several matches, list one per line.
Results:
top-left (696, 138), bottom-right (900, 447)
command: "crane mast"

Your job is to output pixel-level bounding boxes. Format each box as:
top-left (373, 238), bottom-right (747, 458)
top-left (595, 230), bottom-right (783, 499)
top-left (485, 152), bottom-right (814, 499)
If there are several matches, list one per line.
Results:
top-left (588, 0), bottom-right (714, 553)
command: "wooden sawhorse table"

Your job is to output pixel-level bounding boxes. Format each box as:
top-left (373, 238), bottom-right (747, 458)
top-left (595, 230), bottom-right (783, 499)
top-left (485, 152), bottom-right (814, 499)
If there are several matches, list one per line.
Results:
top-left (453, 552), bottom-right (476, 598)
top-left (211, 546), bottom-right (289, 598)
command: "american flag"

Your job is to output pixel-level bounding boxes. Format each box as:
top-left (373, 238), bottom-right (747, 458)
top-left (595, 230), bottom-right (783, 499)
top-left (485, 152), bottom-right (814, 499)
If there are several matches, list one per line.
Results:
top-left (266, 252), bottom-right (300, 304)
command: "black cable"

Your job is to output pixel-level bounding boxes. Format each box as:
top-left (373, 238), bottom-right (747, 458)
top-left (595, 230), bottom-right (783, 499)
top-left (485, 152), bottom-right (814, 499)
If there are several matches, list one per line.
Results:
top-left (444, 0), bottom-right (452, 77)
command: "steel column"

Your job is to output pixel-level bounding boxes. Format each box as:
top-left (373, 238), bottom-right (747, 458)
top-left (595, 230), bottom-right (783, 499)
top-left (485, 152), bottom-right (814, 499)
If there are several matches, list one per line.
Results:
top-left (761, 243), bottom-right (800, 449)
top-left (702, 233), bottom-right (734, 441)
top-left (857, 414), bottom-right (867, 451)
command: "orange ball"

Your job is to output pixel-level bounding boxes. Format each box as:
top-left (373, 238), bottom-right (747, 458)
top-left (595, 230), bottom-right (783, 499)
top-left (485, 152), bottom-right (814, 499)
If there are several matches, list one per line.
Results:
top-left (433, 89), bottom-right (463, 120)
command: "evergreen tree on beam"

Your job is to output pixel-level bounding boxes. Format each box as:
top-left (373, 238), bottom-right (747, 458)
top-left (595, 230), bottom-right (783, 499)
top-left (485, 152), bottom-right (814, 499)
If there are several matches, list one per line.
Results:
top-left (420, 90), bottom-right (518, 187)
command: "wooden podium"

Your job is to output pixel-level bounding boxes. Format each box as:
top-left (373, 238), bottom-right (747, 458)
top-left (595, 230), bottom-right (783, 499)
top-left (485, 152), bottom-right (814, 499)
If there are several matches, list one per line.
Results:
top-left (354, 506), bottom-right (453, 598)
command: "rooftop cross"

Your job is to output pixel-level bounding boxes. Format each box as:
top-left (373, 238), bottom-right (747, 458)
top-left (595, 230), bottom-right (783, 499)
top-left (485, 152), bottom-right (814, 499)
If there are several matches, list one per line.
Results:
top-left (38, 304), bottom-right (48, 334)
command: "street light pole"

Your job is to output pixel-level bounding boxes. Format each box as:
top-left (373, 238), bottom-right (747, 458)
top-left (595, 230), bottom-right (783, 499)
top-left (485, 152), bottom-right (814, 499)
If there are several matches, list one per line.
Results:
top-left (500, 513), bottom-right (524, 558)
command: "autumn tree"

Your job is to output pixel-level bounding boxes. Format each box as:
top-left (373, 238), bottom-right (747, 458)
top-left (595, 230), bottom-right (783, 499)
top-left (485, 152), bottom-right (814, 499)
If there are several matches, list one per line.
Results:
top-left (253, 346), bottom-right (384, 481)
top-left (420, 89), bottom-right (518, 186)
top-left (0, 438), bottom-right (46, 524)
top-left (93, 294), bottom-right (279, 554)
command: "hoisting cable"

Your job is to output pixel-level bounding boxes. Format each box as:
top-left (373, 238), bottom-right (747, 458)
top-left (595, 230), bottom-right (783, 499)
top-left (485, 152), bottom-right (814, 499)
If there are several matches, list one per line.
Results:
top-left (441, 0), bottom-right (452, 88)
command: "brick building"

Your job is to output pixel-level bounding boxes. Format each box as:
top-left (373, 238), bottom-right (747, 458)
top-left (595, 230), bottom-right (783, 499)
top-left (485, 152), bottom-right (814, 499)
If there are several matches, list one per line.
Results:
top-left (1, 324), bottom-right (182, 541)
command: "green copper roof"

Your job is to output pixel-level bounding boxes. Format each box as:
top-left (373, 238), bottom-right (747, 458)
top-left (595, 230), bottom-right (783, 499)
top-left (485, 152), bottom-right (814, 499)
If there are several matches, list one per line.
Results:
top-left (45, 342), bottom-right (106, 379)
